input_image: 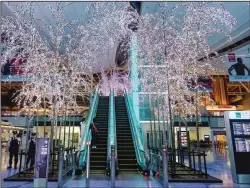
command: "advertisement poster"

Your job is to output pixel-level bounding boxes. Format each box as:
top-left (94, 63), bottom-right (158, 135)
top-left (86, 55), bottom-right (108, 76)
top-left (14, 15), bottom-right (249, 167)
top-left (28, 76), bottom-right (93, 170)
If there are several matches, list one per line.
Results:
top-left (186, 76), bottom-right (213, 92)
top-left (224, 47), bottom-right (250, 82)
top-left (34, 138), bottom-right (50, 179)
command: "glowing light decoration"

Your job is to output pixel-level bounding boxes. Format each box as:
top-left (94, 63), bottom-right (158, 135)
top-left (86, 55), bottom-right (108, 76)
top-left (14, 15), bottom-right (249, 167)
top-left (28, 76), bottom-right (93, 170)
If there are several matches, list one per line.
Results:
top-left (99, 70), bottom-right (131, 96)
top-left (1, 2), bottom-right (138, 119)
top-left (136, 2), bottom-right (236, 121)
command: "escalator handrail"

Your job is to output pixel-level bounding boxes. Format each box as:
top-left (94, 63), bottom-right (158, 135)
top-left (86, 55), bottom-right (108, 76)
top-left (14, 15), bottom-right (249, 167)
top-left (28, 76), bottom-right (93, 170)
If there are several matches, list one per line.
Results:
top-left (79, 87), bottom-right (99, 167)
top-left (124, 90), bottom-right (146, 169)
top-left (107, 90), bottom-right (118, 171)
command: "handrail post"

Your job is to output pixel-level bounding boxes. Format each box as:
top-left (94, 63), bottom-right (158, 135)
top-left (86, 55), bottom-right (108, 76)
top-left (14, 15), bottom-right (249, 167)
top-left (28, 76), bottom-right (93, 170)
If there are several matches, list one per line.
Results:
top-left (18, 150), bottom-right (23, 177)
top-left (162, 145), bottom-right (169, 188)
top-left (111, 145), bottom-right (116, 188)
top-left (71, 149), bottom-right (75, 174)
top-left (192, 149), bottom-right (196, 172)
top-left (86, 142), bottom-right (91, 179)
top-left (203, 151), bottom-right (207, 178)
top-left (58, 145), bottom-right (64, 188)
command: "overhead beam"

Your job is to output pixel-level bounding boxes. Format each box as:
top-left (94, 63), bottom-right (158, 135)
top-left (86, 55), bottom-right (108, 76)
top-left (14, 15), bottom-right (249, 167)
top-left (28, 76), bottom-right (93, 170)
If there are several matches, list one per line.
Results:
top-left (240, 82), bottom-right (250, 93)
top-left (130, 2), bottom-right (141, 15)
top-left (228, 92), bottom-right (246, 96)
top-left (230, 95), bottom-right (243, 103)
top-left (198, 36), bottom-right (250, 62)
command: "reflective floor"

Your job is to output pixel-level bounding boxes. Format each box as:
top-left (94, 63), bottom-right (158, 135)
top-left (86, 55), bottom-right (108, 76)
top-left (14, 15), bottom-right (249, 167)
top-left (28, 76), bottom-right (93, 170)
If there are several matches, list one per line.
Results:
top-left (1, 148), bottom-right (250, 187)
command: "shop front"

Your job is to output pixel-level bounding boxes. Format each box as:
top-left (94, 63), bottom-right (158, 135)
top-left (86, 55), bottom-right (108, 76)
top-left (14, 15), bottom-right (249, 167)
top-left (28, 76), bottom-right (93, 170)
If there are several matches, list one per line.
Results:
top-left (1, 121), bottom-right (24, 149)
top-left (211, 129), bottom-right (227, 148)
top-left (174, 126), bottom-right (212, 148)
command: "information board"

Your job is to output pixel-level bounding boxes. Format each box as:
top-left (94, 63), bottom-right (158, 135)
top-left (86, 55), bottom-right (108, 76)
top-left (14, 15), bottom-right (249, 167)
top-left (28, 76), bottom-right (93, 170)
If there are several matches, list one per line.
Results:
top-left (225, 111), bottom-right (250, 184)
top-left (233, 122), bottom-right (250, 136)
top-left (235, 138), bottom-right (250, 152)
top-left (34, 138), bottom-right (50, 179)
top-left (180, 132), bottom-right (187, 147)
top-left (230, 119), bottom-right (250, 174)
top-left (177, 131), bottom-right (188, 148)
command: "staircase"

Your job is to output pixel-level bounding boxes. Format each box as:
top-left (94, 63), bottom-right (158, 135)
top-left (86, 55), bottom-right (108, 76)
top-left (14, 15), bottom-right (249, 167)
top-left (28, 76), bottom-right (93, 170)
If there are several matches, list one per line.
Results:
top-left (115, 96), bottom-right (138, 173)
top-left (90, 96), bottom-right (109, 174)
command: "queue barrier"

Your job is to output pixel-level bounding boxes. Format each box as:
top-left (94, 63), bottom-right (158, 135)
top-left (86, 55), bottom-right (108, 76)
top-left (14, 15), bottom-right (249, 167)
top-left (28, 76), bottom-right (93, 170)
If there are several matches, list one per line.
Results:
top-left (149, 147), bottom-right (208, 179)
top-left (5, 147), bottom-right (77, 181)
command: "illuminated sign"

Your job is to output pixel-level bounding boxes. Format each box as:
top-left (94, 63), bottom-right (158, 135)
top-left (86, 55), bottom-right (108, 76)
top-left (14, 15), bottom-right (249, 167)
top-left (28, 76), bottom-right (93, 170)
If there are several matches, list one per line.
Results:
top-left (206, 105), bottom-right (236, 111)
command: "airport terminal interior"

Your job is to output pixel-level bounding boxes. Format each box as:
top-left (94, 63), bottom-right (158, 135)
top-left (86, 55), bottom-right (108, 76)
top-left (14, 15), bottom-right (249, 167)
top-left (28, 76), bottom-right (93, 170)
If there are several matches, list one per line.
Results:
top-left (1, 1), bottom-right (250, 188)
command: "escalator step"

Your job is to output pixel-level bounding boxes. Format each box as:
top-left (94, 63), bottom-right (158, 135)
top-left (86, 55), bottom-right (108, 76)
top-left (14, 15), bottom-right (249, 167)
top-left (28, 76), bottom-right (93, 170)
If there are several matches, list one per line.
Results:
top-left (118, 155), bottom-right (136, 159)
top-left (91, 161), bottom-right (107, 166)
top-left (118, 159), bottom-right (137, 162)
top-left (117, 150), bottom-right (135, 154)
top-left (90, 166), bottom-right (106, 170)
top-left (91, 156), bottom-right (106, 160)
top-left (118, 164), bottom-right (138, 169)
top-left (117, 142), bottom-right (134, 145)
top-left (91, 152), bottom-right (107, 156)
top-left (115, 96), bottom-right (139, 173)
top-left (117, 146), bottom-right (134, 149)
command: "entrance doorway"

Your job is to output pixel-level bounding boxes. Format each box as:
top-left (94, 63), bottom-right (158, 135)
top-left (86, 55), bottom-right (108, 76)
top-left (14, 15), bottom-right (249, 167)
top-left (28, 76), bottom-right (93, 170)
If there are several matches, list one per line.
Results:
top-left (213, 130), bottom-right (227, 148)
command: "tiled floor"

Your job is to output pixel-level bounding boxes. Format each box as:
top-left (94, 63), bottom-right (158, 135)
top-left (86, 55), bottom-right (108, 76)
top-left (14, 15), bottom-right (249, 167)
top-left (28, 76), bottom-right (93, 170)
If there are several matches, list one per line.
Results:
top-left (1, 147), bottom-right (250, 187)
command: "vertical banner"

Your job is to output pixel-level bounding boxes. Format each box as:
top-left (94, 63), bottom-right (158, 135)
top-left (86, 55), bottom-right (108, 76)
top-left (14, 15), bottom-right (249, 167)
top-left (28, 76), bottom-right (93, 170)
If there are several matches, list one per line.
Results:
top-left (34, 138), bottom-right (50, 187)
top-left (224, 47), bottom-right (250, 82)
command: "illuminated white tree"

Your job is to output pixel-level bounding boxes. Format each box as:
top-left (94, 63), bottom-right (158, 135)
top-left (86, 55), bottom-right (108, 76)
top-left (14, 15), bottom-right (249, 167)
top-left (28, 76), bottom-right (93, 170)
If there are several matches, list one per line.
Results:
top-left (136, 2), bottom-right (236, 150)
top-left (99, 70), bottom-right (131, 96)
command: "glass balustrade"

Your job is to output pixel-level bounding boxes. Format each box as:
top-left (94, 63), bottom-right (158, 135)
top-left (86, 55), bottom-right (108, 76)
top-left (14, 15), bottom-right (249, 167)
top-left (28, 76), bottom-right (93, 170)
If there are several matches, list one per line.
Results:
top-left (79, 87), bottom-right (99, 167)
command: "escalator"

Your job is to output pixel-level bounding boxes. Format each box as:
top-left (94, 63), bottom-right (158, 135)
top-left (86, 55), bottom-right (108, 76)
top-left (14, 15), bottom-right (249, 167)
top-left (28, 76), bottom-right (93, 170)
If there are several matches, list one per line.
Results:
top-left (115, 96), bottom-right (138, 173)
top-left (90, 96), bottom-right (109, 174)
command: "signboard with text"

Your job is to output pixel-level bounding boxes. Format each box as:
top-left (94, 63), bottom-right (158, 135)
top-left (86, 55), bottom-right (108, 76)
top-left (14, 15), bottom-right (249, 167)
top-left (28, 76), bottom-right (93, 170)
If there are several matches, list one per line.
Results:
top-left (34, 138), bottom-right (50, 179)
top-left (224, 111), bottom-right (250, 183)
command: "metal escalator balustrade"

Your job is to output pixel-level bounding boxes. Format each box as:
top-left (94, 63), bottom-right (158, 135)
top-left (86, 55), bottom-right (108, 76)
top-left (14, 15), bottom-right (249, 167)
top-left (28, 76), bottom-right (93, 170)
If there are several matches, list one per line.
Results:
top-left (89, 96), bottom-right (109, 174)
top-left (107, 91), bottom-right (118, 175)
top-left (115, 96), bottom-right (138, 173)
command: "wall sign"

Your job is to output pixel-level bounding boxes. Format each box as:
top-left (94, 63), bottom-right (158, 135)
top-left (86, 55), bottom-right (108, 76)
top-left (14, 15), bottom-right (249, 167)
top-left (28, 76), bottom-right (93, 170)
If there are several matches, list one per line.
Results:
top-left (224, 46), bottom-right (250, 82)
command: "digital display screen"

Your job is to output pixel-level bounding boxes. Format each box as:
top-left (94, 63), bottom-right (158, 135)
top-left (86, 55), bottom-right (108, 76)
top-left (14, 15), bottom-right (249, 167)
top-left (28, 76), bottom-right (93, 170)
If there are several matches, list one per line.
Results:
top-left (181, 132), bottom-right (187, 147)
top-left (229, 119), bottom-right (250, 174)
top-left (235, 138), bottom-right (250, 152)
top-left (233, 122), bottom-right (250, 136)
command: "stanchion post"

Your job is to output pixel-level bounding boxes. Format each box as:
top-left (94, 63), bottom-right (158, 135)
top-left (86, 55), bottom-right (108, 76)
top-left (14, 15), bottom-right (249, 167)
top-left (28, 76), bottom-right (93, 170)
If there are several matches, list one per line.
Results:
top-left (72, 149), bottom-right (75, 173)
top-left (111, 145), bottom-right (115, 188)
top-left (18, 151), bottom-right (23, 177)
top-left (86, 142), bottom-right (91, 187)
top-left (203, 151), bottom-right (207, 178)
top-left (86, 142), bottom-right (91, 179)
top-left (162, 145), bottom-right (169, 188)
top-left (58, 145), bottom-right (64, 188)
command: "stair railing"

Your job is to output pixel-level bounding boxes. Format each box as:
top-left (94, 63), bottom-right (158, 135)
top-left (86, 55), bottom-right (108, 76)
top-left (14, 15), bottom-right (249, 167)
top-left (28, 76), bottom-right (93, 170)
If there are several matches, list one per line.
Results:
top-left (79, 87), bottom-right (99, 168)
top-left (124, 90), bottom-right (147, 170)
top-left (107, 90), bottom-right (118, 174)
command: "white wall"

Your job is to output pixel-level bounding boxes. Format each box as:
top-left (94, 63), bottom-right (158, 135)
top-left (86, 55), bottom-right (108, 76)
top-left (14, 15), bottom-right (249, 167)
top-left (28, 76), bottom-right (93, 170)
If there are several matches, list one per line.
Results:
top-left (32, 126), bottom-right (80, 148)
top-left (187, 127), bottom-right (211, 141)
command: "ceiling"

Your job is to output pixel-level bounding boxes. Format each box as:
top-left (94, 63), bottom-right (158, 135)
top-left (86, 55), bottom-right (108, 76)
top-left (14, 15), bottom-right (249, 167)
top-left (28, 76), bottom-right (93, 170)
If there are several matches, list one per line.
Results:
top-left (1, 2), bottom-right (250, 74)
top-left (141, 2), bottom-right (250, 46)
top-left (141, 2), bottom-right (250, 74)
